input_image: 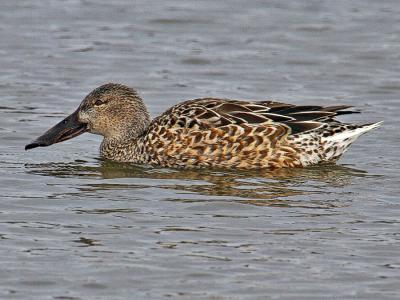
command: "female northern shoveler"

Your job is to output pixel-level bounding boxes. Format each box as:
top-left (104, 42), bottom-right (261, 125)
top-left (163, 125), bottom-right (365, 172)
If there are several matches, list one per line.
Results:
top-left (25, 83), bottom-right (382, 169)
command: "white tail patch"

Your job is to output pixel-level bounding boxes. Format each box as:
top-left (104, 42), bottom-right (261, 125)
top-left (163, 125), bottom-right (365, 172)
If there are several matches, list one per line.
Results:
top-left (325, 121), bottom-right (383, 143)
top-left (322, 121), bottom-right (383, 161)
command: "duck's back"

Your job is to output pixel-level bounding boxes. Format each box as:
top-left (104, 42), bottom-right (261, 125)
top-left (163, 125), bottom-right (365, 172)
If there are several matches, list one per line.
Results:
top-left (137, 98), bottom-right (380, 169)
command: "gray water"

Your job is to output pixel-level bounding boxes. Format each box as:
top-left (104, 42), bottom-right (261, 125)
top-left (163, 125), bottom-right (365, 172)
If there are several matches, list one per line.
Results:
top-left (1, 1), bottom-right (399, 299)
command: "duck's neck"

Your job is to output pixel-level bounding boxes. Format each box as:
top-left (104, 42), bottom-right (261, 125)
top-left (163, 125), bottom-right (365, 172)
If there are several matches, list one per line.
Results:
top-left (100, 135), bottom-right (145, 163)
top-left (99, 109), bottom-right (152, 162)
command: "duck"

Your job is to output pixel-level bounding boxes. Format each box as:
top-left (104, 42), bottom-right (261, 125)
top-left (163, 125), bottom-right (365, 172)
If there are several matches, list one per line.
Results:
top-left (25, 83), bottom-right (382, 169)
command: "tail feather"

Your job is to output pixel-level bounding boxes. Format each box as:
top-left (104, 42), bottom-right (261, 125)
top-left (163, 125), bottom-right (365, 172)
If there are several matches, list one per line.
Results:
top-left (290, 121), bottom-right (383, 166)
top-left (322, 121), bottom-right (383, 161)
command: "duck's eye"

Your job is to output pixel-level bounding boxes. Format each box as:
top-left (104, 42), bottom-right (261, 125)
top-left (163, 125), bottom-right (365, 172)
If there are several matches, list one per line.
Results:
top-left (94, 100), bottom-right (104, 106)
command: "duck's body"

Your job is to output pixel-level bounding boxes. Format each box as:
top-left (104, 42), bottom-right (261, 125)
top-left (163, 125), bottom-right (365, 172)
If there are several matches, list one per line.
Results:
top-left (26, 83), bottom-right (381, 169)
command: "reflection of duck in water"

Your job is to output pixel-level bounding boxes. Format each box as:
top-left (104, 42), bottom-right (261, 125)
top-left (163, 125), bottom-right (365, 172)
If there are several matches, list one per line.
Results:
top-left (26, 83), bottom-right (381, 169)
top-left (98, 161), bottom-right (366, 202)
top-left (25, 160), bottom-right (369, 208)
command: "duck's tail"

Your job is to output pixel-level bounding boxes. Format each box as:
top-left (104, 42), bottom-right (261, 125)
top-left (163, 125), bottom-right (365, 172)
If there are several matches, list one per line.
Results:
top-left (290, 121), bottom-right (383, 166)
top-left (321, 121), bottom-right (383, 161)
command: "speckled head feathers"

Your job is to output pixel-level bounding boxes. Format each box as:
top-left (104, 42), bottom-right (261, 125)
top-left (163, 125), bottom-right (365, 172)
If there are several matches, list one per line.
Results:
top-left (85, 83), bottom-right (139, 102)
top-left (78, 83), bottom-right (151, 140)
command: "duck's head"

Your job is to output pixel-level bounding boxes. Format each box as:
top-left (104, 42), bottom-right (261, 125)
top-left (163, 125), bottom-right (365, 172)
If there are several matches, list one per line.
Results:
top-left (25, 83), bottom-right (150, 150)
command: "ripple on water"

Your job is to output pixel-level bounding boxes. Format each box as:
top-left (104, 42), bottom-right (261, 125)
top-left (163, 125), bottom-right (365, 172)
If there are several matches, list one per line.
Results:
top-left (1, 0), bottom-right (399, 299)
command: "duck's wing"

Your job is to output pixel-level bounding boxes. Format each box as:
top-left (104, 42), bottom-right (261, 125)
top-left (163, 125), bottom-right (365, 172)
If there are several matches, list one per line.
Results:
top-left (153, 98), bottom-right (357, 135)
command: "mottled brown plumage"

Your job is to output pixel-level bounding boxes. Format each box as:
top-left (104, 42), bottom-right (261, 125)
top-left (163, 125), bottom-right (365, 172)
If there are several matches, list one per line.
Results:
top-left (26, 83), bottom-right (382, 169)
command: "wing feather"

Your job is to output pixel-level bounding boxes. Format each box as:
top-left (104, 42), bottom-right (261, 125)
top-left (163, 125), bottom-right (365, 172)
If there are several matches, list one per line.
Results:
top-left (152, 98), bottom-right (357, 136)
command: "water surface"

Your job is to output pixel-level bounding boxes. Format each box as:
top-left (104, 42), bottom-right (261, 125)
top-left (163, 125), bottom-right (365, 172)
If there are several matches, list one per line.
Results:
top-left (1, 1), bottom-right (399, 299)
